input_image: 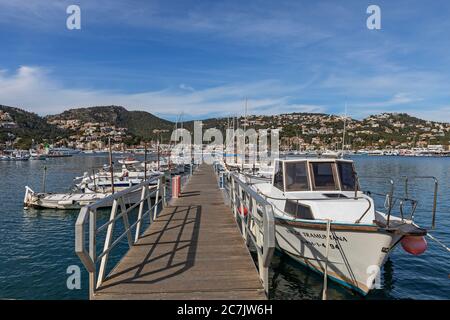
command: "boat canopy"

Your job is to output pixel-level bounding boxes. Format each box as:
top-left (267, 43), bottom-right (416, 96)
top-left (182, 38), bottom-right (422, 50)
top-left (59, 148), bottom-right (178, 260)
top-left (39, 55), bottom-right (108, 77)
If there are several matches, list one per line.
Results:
top-left (272, 159), bottom-right (357, 193)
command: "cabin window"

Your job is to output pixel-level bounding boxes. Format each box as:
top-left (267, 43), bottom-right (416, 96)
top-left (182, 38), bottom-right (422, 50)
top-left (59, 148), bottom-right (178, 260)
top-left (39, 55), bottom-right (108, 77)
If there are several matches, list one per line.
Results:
top-left (284, 200), bottom-right (314, 219)
top-left (337, 162), bottom-right (356, 191)
top-left (310, 162), bottom-right (338, 190)
top-left (273, 162), bottom-right (284, 191)
top-left (285, 162), bottom-right (309, 191)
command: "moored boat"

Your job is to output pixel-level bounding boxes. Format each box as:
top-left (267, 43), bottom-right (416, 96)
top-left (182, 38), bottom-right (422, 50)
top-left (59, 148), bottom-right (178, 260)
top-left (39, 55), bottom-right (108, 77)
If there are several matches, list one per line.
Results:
top-left (233, 158), bottom-right (437, 295)
top-left (118, 157), bottom-right (140, 165)
top-left (23, 186), bottom-right (112, 210)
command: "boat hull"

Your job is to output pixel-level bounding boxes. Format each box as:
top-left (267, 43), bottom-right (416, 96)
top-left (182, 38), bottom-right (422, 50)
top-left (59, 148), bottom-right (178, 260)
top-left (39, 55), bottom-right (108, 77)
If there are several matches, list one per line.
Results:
top-left (274, 219), bottom-right (402, 295)
top-left (24, 187), bottom-right (146, 210)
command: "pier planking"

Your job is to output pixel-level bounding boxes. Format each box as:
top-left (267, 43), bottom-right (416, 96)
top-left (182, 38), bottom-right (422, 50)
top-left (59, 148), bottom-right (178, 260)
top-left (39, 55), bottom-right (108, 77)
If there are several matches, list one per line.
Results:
top-left (93, 164), bottom-right (266, 300)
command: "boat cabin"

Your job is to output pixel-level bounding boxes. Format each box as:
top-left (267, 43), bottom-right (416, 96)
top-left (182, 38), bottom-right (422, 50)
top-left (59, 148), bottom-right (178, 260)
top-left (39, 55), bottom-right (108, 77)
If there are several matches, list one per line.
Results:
top-left (271, 158), bottom-right (357, 193)
top-left (253, 158), bottom-right (375, 223)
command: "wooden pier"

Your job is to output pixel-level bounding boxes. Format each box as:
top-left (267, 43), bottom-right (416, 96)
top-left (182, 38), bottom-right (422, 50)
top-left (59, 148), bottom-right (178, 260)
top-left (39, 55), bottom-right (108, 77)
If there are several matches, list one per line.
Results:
top-left (91, 164), bottom-right (266, 300)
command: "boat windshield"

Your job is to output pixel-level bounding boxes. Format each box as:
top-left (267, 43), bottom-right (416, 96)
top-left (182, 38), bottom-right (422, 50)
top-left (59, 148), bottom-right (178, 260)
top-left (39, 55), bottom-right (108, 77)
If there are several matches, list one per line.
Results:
top-left (337, 161), bottom-right (356, 191)
top-left (273, 161), bottom-right (284, 190)
top-left (285, 161), bottom-right (309, 191)
top-left (310, 162), bottom-right (338, 191)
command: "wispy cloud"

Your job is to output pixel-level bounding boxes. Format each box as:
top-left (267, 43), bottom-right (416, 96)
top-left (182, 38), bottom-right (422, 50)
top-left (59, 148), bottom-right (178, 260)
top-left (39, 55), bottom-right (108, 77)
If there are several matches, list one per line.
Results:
top-left (0, 66), bottom-right (324, 119)
top-left (351, 93), bottom-right (423, 109)
top-left (1, 1), bottom-right (450, 123)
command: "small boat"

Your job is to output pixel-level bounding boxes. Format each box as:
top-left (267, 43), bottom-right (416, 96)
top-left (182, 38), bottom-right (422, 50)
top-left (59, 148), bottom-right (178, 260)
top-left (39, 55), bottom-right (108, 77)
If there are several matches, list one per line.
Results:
top-left (46, 152), bottom-right (72, 158)
top-left (10, 153), bottom-right (29, 161)
top-left (118, 157), bottom-right (140, 165)
top-left (29, 155), bottom-right (47, 160)
top-left (73, 166), bottom-right (162, 192)
top-left (320, 150), bottom-right (342, 158)
top-left (23, 185), bottom-right (145, 210)
top-left (236, 158), bottom-right (436, 295)
top-left (24, 186), bottom-right (112, 209)
top-left (78, 176), bottom-right (146, 193)
top-left (29, 151), bottom-right (47, 160)
top-left (48, 147), bottom-right (81, 156)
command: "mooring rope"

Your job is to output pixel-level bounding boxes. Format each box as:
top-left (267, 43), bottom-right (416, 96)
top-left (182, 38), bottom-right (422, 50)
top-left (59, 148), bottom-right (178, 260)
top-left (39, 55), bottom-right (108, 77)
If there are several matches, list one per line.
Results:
top-left (426, 233), bottom-right (450, 252)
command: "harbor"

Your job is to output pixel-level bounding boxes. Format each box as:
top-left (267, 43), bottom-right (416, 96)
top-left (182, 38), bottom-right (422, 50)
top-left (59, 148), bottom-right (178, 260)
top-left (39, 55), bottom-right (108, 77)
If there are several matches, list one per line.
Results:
top-left (1, 0), bottom-right (450, 305)
top-left (0, 152), bottom-right (448, 300)
top-left (2, 146), bottom-right (450, 162)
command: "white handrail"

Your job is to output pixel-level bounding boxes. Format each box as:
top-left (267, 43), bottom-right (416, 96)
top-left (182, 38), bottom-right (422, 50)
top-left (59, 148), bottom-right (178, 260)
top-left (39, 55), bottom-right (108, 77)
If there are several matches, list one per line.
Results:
top-left (75, 175), bottom-right (167, 298)
top-left (217, 165), bottom-right (276, 296)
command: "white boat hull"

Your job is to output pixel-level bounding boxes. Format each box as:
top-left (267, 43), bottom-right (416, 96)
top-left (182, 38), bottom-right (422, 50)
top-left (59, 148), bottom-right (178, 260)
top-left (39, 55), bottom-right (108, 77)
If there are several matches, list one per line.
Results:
top-left (23, 186), bottom-right (145, 210)
top-left (274, 219), bottom-right (402, 294)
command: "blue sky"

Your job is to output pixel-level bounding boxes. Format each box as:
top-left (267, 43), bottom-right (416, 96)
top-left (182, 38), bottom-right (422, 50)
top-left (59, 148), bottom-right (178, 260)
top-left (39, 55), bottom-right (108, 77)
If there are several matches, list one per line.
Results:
top-left (0, 0), bottom-right (449, 122)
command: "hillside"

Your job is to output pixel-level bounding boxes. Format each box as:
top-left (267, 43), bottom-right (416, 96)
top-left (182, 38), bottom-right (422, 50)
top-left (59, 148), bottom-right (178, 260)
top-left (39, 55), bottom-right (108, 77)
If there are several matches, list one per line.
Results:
top-left (1, 104), bottom-right (449, 150)
top-left (187, 112), bottom-right (450, 149)
top-left (46, 106), bottom-right (174, 139)
top-left (0, 105), bottom-right (69, 149)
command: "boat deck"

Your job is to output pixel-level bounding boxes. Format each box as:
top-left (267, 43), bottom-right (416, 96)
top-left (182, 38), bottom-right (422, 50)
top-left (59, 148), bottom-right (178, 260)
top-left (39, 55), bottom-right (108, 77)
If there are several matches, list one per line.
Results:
top-left (93, 164), bottom-right (266, 300)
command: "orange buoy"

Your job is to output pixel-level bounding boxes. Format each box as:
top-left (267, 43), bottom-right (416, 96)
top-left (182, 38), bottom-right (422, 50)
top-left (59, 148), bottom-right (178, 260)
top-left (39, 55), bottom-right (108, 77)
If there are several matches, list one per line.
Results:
top-left (238, 206), bottom-right (248, 217)
top-left (401, 235), bottom-right (427, 255)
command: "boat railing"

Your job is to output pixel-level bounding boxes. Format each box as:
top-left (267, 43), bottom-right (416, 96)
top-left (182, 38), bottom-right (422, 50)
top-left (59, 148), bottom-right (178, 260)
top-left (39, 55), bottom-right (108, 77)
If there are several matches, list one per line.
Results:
top-left (401, 176), bottom-right (438, 229)
top-left (75, 175), bottom-right (167, 299)
top-left (214, 163), bottom-right (276, 295)
top-left (358, 175), bottom-right (439, 229)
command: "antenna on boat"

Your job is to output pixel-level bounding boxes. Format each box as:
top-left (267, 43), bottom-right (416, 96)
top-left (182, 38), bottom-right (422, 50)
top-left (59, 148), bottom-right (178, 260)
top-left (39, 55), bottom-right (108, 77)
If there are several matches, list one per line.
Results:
top-left (341, 102), bottom-right (348, 158)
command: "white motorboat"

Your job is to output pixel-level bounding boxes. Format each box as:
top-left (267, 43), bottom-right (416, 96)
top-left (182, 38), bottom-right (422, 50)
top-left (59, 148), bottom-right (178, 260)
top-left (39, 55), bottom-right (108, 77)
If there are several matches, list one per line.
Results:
top-left (74, 165), bottom-right (162, 193)
top-left (239, 158), bottom-right (434, 295)
top-left (118, 157), bottom-right (140, 165)
top-left (24, 186), bottom-right (112, 209)
top-left (29, 150), bottom-right (47, 160)
top-left (24, 165), bottom-right (163, 210)
top-left (23, 182), bottom-right (154, 210)
top-left (77, 175), bottom-right (147, 194)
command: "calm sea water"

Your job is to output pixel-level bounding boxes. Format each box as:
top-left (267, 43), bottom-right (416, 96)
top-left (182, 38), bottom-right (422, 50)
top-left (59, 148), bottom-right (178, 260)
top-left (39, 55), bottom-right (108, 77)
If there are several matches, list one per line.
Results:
top-left (0, 155), bottom-right (448, 299)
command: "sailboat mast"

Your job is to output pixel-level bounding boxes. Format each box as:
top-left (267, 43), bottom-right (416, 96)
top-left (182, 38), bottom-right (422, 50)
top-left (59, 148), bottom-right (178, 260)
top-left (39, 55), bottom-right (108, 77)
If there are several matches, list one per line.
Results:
top-left (108, 138), bottom-right (115, 194)
top-left (157, 132), bottom-right (160, 171)
top-left (144, 142), bottom-right (148, 180)
top-left (341, 103), bottom-right (348, 156)
top-left (242, 98), bottom-right (247, 170)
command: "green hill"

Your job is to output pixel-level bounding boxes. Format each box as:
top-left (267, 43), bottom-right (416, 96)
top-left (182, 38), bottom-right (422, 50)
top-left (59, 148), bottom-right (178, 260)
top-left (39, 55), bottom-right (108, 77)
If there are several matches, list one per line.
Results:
top-left (47, 105), bottom-right (174, 139)
top-left (0, 105), bottom-right (69, 149)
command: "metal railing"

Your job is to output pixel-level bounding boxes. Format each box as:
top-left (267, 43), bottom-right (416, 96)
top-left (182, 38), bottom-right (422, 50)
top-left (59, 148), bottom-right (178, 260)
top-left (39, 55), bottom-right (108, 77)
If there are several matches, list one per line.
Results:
top-left (402, 176), bottom-right (438, 229)
top-left (359, 175), bottom-right (439, 229)
top-left (214, 163), bottom-right (276, 296)
top-left (75, 164), bottom-right (199, 298)
top-left (75, 175), bottom-right (166, 298)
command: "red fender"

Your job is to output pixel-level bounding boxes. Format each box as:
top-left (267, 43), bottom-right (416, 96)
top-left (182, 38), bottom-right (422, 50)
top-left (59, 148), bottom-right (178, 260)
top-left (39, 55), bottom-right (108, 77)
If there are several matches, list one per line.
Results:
top-left (401, 236), bottom-right (427, 255)
top-left (238, 206), bottom-right (248, 217)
